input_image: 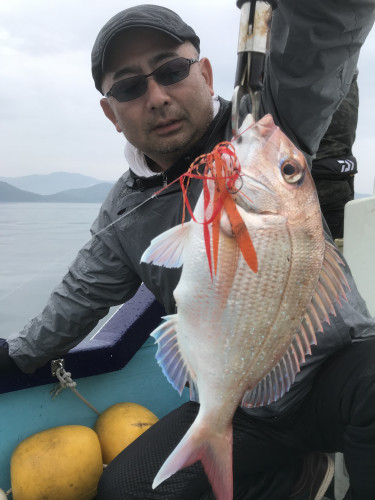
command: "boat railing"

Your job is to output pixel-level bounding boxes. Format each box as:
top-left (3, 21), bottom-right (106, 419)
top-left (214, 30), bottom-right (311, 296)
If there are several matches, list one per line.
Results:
top-left (0, 284), bottom-right (165, 395)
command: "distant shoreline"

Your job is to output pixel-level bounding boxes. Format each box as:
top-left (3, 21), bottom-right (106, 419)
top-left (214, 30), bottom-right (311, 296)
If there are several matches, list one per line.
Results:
top-left (0, 180), bottom-right (114, 204)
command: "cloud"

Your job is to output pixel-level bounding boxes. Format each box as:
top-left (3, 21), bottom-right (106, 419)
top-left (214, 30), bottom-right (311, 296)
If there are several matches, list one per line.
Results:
top-left (0, 0), bottom-right (238, 181)
top-left (0, 0), bottom-right (374, 194)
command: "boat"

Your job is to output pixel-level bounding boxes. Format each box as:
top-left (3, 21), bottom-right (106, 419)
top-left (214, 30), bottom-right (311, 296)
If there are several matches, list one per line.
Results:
top-left (0, 285), bottom-right (189, 495)
top-left (0, 187), bottom-right (374, 499)
top-left (332, 185), bottom-right (375, 499)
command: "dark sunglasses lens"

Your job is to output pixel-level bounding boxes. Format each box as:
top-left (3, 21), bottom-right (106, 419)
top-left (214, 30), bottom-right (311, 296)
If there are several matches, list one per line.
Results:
top-left (112, 76), bottom-right (147, 102)
top-left (109, 58), bottom-right (193, 102)
top-left (155, 58), bottom-right (190, 86)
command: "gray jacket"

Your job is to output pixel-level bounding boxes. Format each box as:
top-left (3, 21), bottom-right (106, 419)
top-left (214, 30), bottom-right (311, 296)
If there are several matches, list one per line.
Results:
top-left (8, 0), bottom-right (375, 416)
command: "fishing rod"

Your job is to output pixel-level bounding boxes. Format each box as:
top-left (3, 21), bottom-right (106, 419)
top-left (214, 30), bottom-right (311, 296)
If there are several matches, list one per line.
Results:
top-left (232, 0), bottom-right (274, 137)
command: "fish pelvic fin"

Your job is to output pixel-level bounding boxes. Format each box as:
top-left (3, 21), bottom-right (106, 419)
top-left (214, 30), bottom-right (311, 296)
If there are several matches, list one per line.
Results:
top-left (151, 315), bottom-right (197, 399)
top-left (242, 240), bottom-right (350, 408)
top-left (140, 222), bottom-right (192, 268)
top-left (152, 420), bottom-right (233, 500)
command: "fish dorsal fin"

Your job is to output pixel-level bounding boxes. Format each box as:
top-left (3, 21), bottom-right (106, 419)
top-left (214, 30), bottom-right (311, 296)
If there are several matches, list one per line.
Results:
top-left (242, 241), bottom-right (350, 408)
top-left (151, 315), bottom-right (198, 401)
top-left (140, 222), bottom-right (192, 268)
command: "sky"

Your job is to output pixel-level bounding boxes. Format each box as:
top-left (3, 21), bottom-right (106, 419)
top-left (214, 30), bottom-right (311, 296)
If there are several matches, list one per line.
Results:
top-left (1, 0), bottom-right (374, 194)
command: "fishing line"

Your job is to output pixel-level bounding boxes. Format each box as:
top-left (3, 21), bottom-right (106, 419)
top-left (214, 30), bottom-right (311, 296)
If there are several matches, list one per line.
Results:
top-left (0, 193), bottom-right (159, 303)
top-left (0, 122), bottom-right (255, 304)
top-left (0, 176), bottom-right (187, 304)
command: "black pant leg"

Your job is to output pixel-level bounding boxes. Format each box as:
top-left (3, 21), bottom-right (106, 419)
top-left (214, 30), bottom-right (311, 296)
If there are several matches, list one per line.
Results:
top-left (97, 400), bottom-right (303, 500)
top-left (97, 402), bottom-right (210, 500)
top-left (297, 339), bottom-right (375, 500)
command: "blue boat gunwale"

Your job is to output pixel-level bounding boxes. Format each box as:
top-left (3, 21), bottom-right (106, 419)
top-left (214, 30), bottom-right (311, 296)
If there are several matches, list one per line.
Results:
top-left (0, 285), bottom-right (165, 395)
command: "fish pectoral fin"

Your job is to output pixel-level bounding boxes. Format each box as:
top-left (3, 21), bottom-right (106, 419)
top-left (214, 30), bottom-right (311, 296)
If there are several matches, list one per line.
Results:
top-left (151, 315), bottom-right (196, 397)
top-left (140, 222), bottom-right (192, 268)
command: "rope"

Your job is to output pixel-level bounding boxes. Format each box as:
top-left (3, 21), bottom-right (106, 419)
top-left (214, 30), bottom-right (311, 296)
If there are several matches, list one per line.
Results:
top-left (50, 367), bottom-right (101, 416)
top-left (0, 372), bottom-right (100, 500)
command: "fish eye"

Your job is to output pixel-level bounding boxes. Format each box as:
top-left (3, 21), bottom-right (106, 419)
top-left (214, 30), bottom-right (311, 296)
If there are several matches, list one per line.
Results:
top-left (280, 159), bottom-right (304, 184)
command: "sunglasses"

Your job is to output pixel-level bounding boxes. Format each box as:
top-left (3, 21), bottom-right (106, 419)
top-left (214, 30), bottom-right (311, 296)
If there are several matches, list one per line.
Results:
top-left (105, 57), bottom-right (199, 102)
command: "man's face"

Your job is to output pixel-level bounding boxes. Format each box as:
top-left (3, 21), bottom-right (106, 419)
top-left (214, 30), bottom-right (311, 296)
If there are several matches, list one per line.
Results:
top-left (100, 28), bottom-right (214, 171)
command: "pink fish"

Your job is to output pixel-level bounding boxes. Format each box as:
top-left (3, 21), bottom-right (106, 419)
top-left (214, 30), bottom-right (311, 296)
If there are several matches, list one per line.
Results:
top-left (141, 114), bottom-right (349, 500)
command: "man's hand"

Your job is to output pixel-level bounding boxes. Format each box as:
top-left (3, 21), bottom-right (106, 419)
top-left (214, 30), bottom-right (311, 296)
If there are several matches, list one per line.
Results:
top-left (0, 339), bottom-right (22, 374)
top-left (236, 0), bottom-right (278, 9)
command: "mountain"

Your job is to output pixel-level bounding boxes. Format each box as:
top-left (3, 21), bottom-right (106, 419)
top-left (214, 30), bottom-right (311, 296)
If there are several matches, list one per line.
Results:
top-left (43, 183), bottom-right (114, 203)
top-left (0, 181), bottom-right (114, 203)
top-left (0, 182), bottom-right (44, 202)
top-left (0, 172), bottom-right (114, 195)
top-left (1, 172), bottom-right (371, 204)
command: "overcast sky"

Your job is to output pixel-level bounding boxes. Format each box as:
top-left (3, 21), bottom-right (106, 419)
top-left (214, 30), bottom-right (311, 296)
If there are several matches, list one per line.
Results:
top-left (1, 0), bottom-right (374, 194)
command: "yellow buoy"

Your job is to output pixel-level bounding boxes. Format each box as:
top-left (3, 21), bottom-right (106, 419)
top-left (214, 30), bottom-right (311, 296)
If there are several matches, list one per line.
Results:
top-left (11, 425), bottom-right (102, 500)
top-left (95, 402), bottom-right (159, 464)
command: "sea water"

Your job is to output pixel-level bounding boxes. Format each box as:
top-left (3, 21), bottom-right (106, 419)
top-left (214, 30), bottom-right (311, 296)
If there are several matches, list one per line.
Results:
top-left (0, 203), bottom-right (119, 339)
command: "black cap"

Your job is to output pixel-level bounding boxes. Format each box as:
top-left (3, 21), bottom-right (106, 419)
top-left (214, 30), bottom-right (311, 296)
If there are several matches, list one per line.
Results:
top-left (91, 4), bottom-right (200, 93)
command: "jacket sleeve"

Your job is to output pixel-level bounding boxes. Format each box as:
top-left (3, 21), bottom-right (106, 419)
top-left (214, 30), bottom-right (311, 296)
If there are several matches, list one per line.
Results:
top-left (262, 0), bottom-right (375, 158)
top-left (7, 198), bottom-right (142, 374)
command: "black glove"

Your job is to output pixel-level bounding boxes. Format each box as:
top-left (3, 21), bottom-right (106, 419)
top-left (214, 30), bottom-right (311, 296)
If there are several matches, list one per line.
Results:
top-left (0, 338), bottom-right (22, 374)
top-left (237, 0), bottom-right (278, 9)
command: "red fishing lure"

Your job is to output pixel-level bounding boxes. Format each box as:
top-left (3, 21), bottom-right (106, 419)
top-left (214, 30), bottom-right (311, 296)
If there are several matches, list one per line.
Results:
top-left (179, 142), bottom-right (258, 278)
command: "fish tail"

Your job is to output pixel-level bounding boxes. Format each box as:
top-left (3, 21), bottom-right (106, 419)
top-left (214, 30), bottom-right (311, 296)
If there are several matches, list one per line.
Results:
top-left (152, 420), bottom-right (233, 500)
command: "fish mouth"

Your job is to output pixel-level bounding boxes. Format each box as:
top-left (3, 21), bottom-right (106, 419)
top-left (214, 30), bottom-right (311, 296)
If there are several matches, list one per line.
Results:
top-left (235, 174), bottom-right (277, 215)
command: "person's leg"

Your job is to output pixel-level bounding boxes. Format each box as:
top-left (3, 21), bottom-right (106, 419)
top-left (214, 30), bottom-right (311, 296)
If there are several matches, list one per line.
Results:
top-left (297, 339), bottom-right (375, 500)
top-left (230, 406), bottom-right (303, 500)
top-left (97, 400), bottom-right (304, 500)
top-left (97, 402), bottom-right (209, 499)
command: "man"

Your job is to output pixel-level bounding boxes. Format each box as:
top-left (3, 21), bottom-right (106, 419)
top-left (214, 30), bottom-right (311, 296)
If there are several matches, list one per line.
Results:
top-left (1, 2), bottom-right (375, 499)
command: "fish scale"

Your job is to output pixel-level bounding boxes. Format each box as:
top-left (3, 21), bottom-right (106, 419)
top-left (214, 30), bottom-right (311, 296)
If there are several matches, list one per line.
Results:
top-left (141, 113), bottom-right (349, 500)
